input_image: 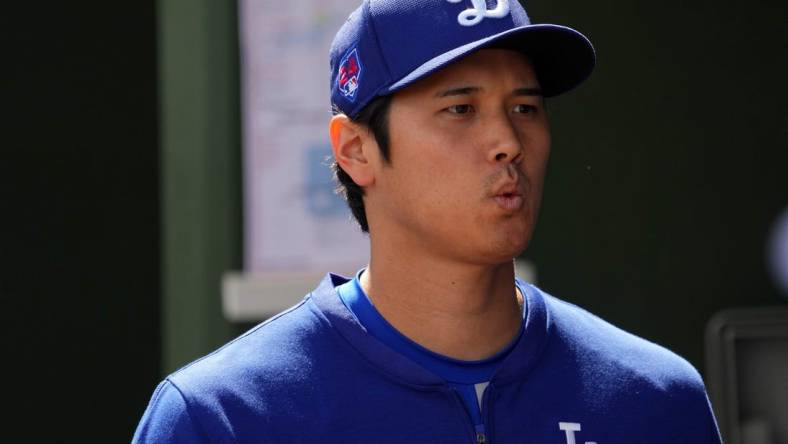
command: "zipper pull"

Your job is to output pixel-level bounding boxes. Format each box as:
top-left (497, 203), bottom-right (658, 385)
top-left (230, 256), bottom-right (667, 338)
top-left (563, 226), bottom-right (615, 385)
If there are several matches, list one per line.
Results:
top-left (475, 424), bottom-right (486, 444)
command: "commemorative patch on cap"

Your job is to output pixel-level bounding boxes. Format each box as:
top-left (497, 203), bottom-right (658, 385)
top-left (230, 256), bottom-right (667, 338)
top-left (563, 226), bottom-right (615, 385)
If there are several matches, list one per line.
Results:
top-left (337, 48), bottom-right (362, 102)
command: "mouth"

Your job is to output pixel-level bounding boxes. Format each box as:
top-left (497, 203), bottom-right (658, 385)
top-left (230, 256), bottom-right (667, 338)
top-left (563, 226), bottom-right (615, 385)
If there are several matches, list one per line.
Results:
top-left (488, 170), bottom-right (529, 212)
top-left (492, 190), bottom-right (524, 211)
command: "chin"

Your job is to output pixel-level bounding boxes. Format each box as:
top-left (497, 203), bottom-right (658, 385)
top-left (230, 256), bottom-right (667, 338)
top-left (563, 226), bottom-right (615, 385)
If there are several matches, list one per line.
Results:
top-left (497, 238), bottom-right (530, 260)
top-left (470, 232), bottom-right (531, 265)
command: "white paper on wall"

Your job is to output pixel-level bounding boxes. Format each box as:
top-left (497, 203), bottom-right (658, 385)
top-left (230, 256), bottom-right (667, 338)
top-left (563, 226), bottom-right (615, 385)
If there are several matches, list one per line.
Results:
top-left (229, 0), bottom-right (368, 320)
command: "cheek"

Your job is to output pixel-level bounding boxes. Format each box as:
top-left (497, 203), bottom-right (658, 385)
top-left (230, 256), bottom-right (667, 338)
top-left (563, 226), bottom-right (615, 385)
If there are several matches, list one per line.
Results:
top-left (524, 139), bottom-right (551, 223)
top-left (521, 128), bottom-right (551, 184)
top-left (397, 157), bottom-right (469, 216)
top-left (390, 120), bottom-right (471, 185)
top-left (416, 137), bottom-right (481, 209)
top-left (385, 137), bottom-right (479, 226)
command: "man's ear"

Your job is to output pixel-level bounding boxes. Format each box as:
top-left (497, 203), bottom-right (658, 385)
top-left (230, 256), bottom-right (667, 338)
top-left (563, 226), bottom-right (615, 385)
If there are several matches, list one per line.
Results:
top-left (329, 114), bottom-right (375, 187)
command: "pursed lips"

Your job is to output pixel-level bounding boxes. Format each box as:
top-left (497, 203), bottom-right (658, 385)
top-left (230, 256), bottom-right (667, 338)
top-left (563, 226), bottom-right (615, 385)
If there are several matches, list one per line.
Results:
top-left (491, 182), bottom-right (525, 211)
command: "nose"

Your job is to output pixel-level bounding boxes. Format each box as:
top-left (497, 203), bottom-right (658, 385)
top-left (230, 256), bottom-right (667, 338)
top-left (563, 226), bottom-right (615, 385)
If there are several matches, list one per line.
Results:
top-left (486, 113), bottom-right (524, 165)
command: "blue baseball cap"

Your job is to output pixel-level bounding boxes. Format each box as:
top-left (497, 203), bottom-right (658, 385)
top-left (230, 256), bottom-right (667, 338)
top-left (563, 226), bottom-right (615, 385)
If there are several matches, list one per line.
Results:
top-left (330, 0), bottom-right (596, 118)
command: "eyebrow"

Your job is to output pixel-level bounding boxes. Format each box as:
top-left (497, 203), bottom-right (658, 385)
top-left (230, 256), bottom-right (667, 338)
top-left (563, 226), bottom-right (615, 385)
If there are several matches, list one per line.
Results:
top-left (435, 86), bottom-right (543, 98)
top-left (435, 86), bottom-right (480, 98)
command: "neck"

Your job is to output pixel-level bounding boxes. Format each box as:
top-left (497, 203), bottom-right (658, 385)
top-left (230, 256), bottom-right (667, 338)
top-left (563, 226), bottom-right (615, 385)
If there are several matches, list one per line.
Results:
top-left (359, 242), bottom-right (523, 361)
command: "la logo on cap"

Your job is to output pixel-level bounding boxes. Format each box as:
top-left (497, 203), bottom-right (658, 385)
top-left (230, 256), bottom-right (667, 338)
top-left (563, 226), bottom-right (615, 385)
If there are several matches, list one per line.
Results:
top-left (446, 0), bottom-right (511, 26)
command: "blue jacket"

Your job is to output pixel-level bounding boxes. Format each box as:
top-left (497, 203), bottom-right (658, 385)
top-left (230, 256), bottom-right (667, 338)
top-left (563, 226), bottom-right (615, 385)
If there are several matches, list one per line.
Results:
top-left (133, 273), bottom-right (723, 443)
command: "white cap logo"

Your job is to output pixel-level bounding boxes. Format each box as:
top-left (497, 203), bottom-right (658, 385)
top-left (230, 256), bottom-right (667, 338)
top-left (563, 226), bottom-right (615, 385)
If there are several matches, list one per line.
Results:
top-left (447, 0), bottom-right (511, 27)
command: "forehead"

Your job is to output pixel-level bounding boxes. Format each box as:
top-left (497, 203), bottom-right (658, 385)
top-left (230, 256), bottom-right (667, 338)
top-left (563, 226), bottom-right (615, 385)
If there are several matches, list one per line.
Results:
top-left (395, 49), bottom-right (539, 97)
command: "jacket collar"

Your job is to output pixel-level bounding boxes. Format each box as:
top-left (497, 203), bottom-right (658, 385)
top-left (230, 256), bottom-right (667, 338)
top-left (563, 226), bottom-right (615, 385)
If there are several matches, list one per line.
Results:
top-left (308, 273), bottom-right (550, 388)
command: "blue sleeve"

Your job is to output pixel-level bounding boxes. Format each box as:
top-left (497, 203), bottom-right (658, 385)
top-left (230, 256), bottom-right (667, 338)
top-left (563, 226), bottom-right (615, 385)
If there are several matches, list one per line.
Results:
top-left (702, 392), bottom-right (725, 444)
top-left (132, 380), bottom-right (206, 444)
top-left (666, 382), bottom-right (724, 443)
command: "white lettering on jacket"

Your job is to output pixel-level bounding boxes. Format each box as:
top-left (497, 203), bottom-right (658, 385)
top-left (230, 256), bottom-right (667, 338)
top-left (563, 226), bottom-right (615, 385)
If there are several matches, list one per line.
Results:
top-left (558, 422), bottom-right (597, 444)
top-left (446, 0), bottom-right (510, 27)
top-left (559, 422), bottom-right (582, 444)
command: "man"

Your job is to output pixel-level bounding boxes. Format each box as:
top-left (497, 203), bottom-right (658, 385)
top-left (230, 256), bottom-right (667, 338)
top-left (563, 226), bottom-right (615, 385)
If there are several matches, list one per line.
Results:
top-left (134, 0), bottom-right (723, 442)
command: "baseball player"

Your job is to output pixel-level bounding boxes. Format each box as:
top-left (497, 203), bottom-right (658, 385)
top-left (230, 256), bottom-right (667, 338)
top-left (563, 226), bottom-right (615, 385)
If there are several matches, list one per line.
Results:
top-left (134, 0), bottom-right (724, 442)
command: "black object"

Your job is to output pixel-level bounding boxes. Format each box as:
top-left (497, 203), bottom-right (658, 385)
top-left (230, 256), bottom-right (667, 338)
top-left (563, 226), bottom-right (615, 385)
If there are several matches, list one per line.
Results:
top-left (706, 307), bottom-right (788, 444)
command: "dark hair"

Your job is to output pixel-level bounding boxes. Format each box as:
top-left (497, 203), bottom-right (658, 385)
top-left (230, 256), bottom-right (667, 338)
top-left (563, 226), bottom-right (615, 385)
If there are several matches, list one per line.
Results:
top-left (331, 95), bottom-right (393, 233)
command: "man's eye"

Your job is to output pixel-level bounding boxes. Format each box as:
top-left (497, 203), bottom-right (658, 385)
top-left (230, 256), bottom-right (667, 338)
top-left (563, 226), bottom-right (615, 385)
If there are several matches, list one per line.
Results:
top-left (513, 104), bottom-right (537, 114)
top-left (447, 104), bottom-right (474, 114)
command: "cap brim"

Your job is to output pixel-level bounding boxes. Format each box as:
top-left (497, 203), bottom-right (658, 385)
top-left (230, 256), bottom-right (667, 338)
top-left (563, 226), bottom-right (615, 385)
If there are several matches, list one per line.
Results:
top-left (385, 24), bottom-right (595, 97)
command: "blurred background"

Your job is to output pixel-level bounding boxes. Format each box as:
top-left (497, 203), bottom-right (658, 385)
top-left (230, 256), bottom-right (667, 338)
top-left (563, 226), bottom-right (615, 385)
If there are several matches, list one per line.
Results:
top-left (3, 0), bottom-right (786, 441)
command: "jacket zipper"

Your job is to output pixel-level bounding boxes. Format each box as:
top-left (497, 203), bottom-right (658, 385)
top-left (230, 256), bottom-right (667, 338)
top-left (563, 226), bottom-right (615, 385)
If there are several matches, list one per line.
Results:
top-left (479, 384), bottom-right (493, 444)
top-left (475, 424), bottom-right (487, 444)
top-left (448, 386), bottom-right (492, 444)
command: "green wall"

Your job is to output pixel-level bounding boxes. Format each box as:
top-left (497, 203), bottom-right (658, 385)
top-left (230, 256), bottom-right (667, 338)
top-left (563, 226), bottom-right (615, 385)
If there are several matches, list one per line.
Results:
top-left (159, 0), bottom-right (244, 373)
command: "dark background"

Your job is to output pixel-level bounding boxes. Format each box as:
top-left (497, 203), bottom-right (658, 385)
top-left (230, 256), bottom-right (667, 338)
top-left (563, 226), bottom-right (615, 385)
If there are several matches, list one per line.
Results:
top-left (525, 0), bottom-right (788, 369)
top-left (2, 0), bottom-right (785, 441)
top-left (3, 1), bottom-right (160, 440)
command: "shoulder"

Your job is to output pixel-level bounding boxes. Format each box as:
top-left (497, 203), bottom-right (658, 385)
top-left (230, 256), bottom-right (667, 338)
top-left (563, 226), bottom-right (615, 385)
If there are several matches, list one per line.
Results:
top-left (136, 295), bottom-right (342, 441)
top-left (169, 295), bottom-right (330, 397)
top-left (528, 284), bottom-right (707, 396)
top-left (521, 284), bottom-right (722, 440)
top-left (132, 379), bottom-right (206, 443)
